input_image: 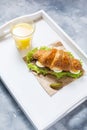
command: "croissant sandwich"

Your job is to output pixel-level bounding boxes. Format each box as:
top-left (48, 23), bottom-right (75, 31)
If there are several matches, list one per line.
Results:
top-left (33, 49), bottom-right (82, 73)
top-left (25, 43), bottom-right (84, 90)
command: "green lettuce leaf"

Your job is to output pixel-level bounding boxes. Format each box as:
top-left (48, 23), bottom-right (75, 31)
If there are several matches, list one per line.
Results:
top-left (26, 48), bottom-right (38, 63)
top-left (67, 52), bottom-right (74, 58)
top-left (39, 46), bottom-right (51, 50)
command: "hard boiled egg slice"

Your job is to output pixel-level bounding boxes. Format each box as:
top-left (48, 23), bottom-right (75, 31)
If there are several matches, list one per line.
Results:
top-left (51, 67), bottom-right (62, 73)
top-left (70, 69), bottom-right (80, 74)
top-left (36, 61), bottom-right (44, 67)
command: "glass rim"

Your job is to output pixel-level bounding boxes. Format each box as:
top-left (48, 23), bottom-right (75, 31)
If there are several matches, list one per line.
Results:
top-left (11, 22), bottom-right (35, 38)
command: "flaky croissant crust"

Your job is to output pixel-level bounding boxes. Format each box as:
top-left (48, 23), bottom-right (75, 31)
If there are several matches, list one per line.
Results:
top-left (33, 48), bottom-right (82, 72)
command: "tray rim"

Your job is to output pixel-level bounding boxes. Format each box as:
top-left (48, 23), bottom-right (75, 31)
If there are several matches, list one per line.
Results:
top-left (0, 10), bottom-right (87, 130)
top-left (45, 96), bottom-right (87, 130)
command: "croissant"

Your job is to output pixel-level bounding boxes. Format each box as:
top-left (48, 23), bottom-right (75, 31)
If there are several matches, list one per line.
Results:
top-left (33, 48), bottom-right (82, 72)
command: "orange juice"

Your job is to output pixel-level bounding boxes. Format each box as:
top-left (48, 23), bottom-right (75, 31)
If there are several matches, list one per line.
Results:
top-left (11, 23), bottom-right (35, 50)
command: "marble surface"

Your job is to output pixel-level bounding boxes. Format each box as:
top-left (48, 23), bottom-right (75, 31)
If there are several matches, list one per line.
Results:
top-left (0, 0), bottom-right (87, 130)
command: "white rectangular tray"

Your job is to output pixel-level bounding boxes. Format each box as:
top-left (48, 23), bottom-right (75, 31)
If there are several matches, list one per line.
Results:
top-left (0, 10), bottom-right (87, 130)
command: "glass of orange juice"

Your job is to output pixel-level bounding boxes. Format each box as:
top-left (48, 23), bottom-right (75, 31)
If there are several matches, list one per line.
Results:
top-left (11, 22), bottom-right (35, 51)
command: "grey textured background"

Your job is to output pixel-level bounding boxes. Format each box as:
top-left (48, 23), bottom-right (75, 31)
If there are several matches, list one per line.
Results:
top-left (0, 0), bottom-right (87, 130)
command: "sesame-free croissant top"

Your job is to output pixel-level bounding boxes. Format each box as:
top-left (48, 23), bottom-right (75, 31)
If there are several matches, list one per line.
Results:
top-left (33, 48), bottom-right (82, 73)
